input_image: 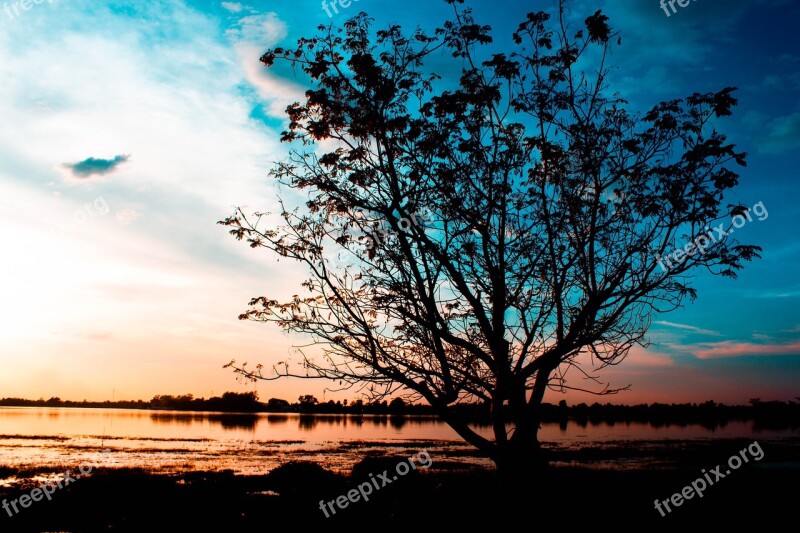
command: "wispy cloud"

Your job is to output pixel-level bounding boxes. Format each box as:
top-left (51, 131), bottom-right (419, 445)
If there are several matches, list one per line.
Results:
top-left (0, 0), bottom-right (302, 401)
top-left (625, 346), bottom-right (675, 367)
top-left (225, 10), bottom-right (304, 121)
top-left (747, 288), bottom-right (800, 299)
top-left (221, 2), bottom-right (243, 13)
top-left (654, 320), bottom-right (721, 336)
top-left (570, 344), bottom-right (675, 369)
top-left (225, 12), bottom-right (286, 46)
top-left (64, 154), bottom-right (130, 178)
top-left (115, 208), bottom-right (142, 224)
top-left (686, 341), bottom-right (800, 359)
top-left (759, 108), bottom-right (800, 154)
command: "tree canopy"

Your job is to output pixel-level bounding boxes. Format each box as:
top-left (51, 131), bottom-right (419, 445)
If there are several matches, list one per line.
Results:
top-left (221, 0), bottom-right (759, 468)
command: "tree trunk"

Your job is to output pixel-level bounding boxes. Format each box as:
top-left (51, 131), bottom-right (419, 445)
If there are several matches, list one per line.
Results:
top-left (492, 421), bottom-right (548, 478)
top-left (492, 369), bottom-right (553, 476)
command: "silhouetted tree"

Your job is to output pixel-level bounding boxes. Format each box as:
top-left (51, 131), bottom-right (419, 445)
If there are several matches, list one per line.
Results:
top-left (221, 0), bottom-right (759, 472)
top-left (267, 397), bottom-right (291, 409)
top-left (298, 395), bottom-right (319, 412)
top-left (389, 397), bottom-right (407, 414)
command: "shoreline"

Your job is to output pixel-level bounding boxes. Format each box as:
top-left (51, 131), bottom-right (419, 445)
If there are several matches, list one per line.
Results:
top-left (2, 436), bottom-right (798, 477)
top-left (1, 437), bottom-right (798, 530)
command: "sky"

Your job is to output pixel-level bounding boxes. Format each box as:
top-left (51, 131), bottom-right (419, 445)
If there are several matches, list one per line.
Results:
top-left (0, 0), bottom-right (798, 406)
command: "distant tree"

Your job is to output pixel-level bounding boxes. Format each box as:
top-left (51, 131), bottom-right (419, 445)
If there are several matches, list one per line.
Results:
top-left (298, 395), bottom-right (319, 410)
top-left (267, 397), bottom-right (291, 409)
top-left (198, 391), bottom-right (261, 412)
top-left (222, 1), bottom-right (759, 472)
top-left (389, 397), bottom-right (406, 414)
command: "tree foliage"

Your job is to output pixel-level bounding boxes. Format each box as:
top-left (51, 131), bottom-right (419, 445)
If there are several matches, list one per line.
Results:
top-left (220, 0), bottom-right (759, 467)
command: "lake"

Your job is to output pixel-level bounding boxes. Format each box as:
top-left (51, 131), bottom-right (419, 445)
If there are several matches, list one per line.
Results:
top-left (1, 407), bottom-right (797, 478)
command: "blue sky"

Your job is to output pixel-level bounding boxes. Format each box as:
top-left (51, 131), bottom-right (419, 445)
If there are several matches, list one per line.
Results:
top-left (0, 0), bottom-right (798, 404)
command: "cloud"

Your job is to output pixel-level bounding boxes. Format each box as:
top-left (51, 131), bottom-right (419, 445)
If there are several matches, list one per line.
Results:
top-left (654, 320), bottom-right (721, 337)
top-left (741, 96), bottom-right (800, 154)
top-left (0, 1), bottom-right (309, 400)
top-left (594, 0), bottom-right (797, 107)
top-left (64, 154), bottom-right (130, 178)
top-left (597, 0), bottom-right (754, 73)
top-left (759, 110), bottom-right (800, 153)
top-left (221, 2), bottom-right (243, 13)
top-left (746, 287), bottom-right (800, 299)
top-left (687, 341), bottom-right (800, 359)
top-left (568, 343), bottom-right (675, 370)
top-left (624, 345), bottom-right (675, 367)
top-left (225, 12), bottom-right (287, 46)
top-left (115, 208), bottom-right (142, 224)
top-left (225, 11), bottom-right (304, 121)
top-left (760, 72), bottom-right (800, 91)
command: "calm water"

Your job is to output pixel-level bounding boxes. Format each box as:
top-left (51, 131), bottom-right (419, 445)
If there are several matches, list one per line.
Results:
top-left (1, 407), bottom-right (796, 477)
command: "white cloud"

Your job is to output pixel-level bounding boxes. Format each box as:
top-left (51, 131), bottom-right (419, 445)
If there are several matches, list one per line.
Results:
top-left (221, 2), bottom-right (243, 13)
top-left (654, 320), bottom-right (721, 337)
top-left (115, 207), bottom-right (142, 224)
top-left (0, 0), bottom-right (317, 400)
top-left (224, 11), bottom-right (305, 121)
top-left (225, 12), bottom-right (287, 47)
top-left (688, 341), bottom-right (800, 359)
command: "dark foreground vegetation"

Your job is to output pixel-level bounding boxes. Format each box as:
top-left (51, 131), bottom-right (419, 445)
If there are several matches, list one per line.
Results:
top-left (0, 438), bottom-right (797, 531)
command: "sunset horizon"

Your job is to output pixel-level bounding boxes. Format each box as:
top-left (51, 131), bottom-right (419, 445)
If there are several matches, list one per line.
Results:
top-left (1, 0), bottom-right (798, 529)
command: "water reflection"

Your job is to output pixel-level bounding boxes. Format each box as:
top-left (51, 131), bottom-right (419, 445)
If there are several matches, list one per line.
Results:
top-left (1, 408), bottom-right (797, 445)
top-left (150, 413), bottom-right (200, 426)
top-left (150, 412), bottom-right (260, 430)
top-left (209, 414), bottom-right (259, 430)
top-left (146, 412), bottom-right (456, 433)
top-left (390, 415), bottom-right (406, 429)
top-left (266, 414), bottom-right (289, 426)
top-left (141, 412), bottom-right (756, 434)
top-left (298, 414), bottom-right (317, 430)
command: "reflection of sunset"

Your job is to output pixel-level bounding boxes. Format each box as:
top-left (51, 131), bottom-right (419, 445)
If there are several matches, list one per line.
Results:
top-left (2, 407), bottom-right (795, 478)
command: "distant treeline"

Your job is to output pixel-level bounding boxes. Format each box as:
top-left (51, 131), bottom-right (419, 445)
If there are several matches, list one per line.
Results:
top-left (0, 392), bottom-right (263, 413)
top-left (0, 394), bottom-right (798, 427)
